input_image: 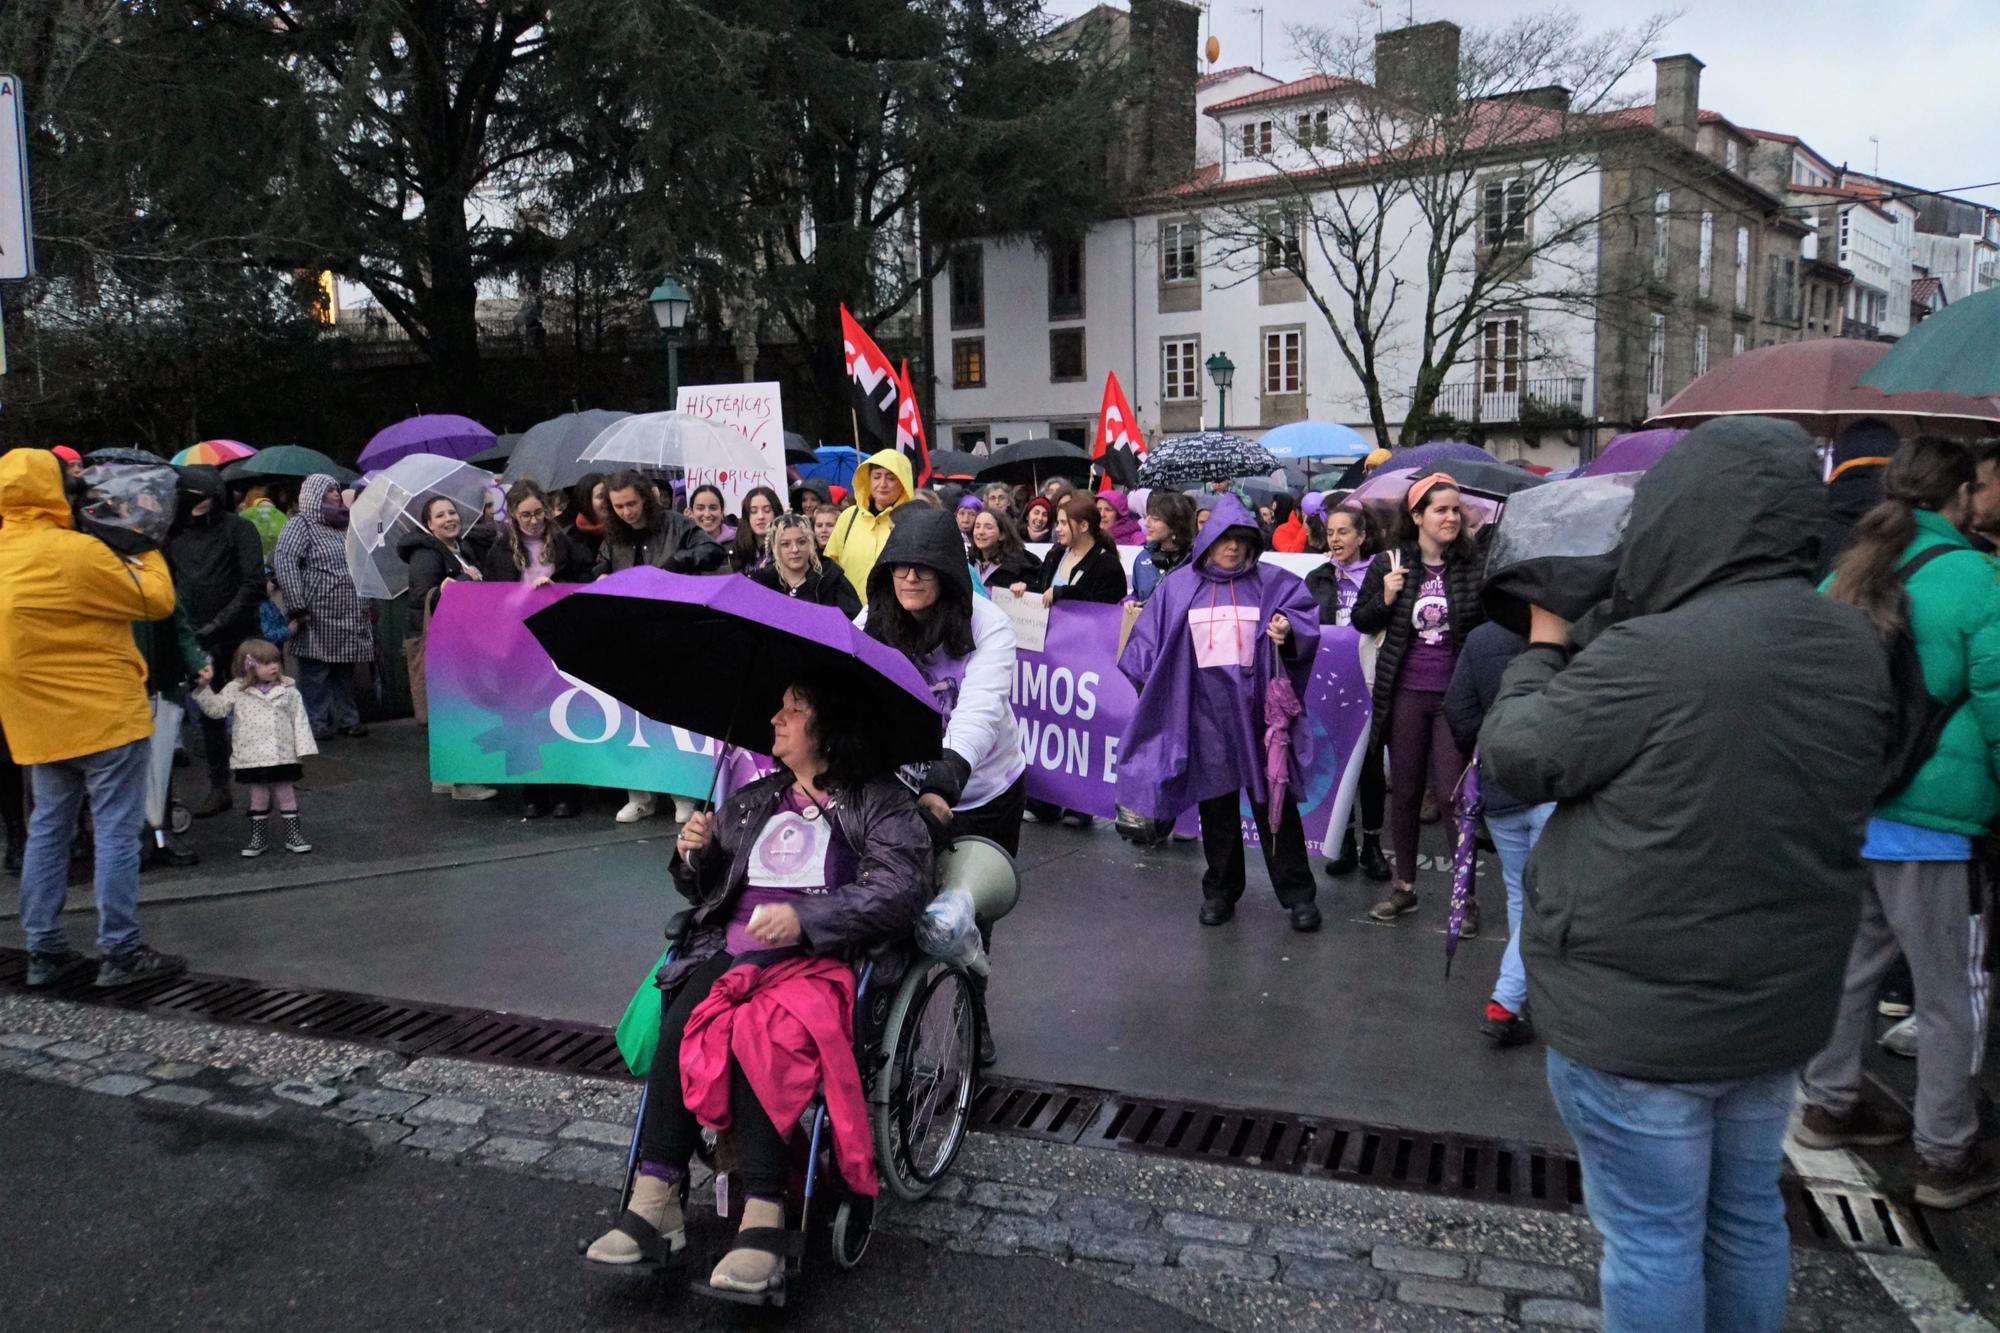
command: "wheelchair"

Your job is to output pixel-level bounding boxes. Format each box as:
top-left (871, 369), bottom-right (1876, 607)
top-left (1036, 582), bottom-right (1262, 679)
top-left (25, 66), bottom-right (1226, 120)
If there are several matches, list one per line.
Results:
top-left (602, 834), bottom-right (1016, 1307)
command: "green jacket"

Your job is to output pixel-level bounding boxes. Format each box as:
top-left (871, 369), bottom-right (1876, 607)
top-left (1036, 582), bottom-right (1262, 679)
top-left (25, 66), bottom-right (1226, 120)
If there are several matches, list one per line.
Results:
top-left (133, 604), bottom-right (208, 704)
top-left (1857, 510), bottom-right (2000, 835)
top-left (1484, 420), bottom-right (1892, 1082)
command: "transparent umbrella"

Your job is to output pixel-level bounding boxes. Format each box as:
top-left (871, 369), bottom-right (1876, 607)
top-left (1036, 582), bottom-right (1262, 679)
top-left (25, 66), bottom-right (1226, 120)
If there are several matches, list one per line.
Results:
top-left (577, 411), bottom-right (764, 478)
top-left (344, 455), bottom-right (493, 600)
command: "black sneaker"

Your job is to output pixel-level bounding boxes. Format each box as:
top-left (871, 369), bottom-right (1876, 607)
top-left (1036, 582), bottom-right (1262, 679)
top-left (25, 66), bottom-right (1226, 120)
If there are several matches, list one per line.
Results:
top-left (1481, 1004), bottom-right (1534, 1047)
top-left (1792, 1100), bottom-right (1912, 1151)
top-left (94, 945), bottom-right (188, 989)
top-left (1198, 900), bottom-right (1235, 927)
top-left (1289, 903), bottom-right (1323, 933)
top-left (26, 949), bottom-right (93, 988)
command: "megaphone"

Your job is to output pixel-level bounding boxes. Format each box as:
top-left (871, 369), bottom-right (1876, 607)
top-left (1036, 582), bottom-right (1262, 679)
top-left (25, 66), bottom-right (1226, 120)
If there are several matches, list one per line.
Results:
top-left (937, 835), bottom-right (1019, 923)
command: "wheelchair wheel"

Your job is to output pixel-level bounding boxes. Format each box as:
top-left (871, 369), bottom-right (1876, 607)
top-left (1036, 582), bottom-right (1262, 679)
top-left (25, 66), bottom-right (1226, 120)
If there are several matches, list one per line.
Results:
top-left (829, 1196), bottom-right (873, 1270)
top-left (169, 801), bottom-right (192, 836)
top-left (870, 961), bottom-right (979, 1203)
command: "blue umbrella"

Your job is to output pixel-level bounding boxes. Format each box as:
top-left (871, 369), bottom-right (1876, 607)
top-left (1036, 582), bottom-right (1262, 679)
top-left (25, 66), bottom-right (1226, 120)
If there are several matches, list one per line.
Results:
top-left (1260, 420), bottom-right (1373, 461)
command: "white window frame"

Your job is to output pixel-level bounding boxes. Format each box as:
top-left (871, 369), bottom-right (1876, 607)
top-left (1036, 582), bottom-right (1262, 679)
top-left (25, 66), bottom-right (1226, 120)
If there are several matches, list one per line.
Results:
top-left (1482, 177), bottom-right (1528, 248)
top-left (1161, 337), bottom-right (1201, 402)
top-left (1734, 225), bottom-right (1750, 307)
top-left (1731, 330), bottom-right (1745, 357)
top-left (1694, 324), bottom-right (1710, 378)
top-left (1698, 212), bottom-right (1714, 298)
top-left (1160, 220), bottom-right (1199, 284)
top-left (1653, 191), bottom-right (1672, 280)
top-left (1263, 329), bottom-right (1303, 396)
top-left (1725, 140), bottom-right (1740, 173)
top-left (1646, 313), bottom-right (1667, 407)
top-left (1480, 316), bottom-right (1522, 394)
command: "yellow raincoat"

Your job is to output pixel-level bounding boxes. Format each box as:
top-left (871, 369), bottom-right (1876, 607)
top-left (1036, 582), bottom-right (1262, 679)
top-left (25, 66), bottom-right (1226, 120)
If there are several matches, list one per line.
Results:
top-left (823, 448), bottom-right (913, 597)
top-left (0, 450), bottom-right (176, 764)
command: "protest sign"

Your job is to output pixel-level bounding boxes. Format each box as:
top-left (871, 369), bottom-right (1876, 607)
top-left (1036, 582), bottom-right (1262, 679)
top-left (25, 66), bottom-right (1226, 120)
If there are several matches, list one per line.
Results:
top-left (995, 587), bottom-right (1049, 652)
top-left (674, 381), bottom-right (786, 515)
top-left (425, 574), bottom-right (1371, 853)
top-left (1009, 599), bottom-right (1371, 854)
top-left (424, 581), bottom-right (719, 798)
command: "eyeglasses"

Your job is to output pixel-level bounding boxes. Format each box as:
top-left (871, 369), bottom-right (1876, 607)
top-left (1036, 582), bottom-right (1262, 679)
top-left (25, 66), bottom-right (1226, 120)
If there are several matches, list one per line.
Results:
top-left (891, 565), bottom-right (938, 583)
top-left (514, 507), bottom-right (547, 521)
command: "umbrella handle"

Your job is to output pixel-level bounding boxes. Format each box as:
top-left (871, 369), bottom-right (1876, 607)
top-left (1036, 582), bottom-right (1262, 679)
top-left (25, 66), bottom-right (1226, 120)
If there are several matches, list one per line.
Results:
top-left (701, 726), bottom-right (737, 813)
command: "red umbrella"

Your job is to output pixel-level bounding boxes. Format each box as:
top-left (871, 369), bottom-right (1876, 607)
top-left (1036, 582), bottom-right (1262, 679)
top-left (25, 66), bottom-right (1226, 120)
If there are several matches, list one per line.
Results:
top-left (1649, 339), bottom-right (2000, 434)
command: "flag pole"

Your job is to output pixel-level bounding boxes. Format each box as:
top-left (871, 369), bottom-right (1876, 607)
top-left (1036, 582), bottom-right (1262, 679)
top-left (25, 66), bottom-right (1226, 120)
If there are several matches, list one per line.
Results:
top-left (850, 408), bottom-right (862, 451)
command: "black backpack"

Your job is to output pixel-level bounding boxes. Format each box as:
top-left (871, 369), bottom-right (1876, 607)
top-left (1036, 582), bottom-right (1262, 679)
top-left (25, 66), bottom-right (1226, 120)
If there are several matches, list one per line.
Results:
top-left (1878, 545), bottom-right (1975, 801)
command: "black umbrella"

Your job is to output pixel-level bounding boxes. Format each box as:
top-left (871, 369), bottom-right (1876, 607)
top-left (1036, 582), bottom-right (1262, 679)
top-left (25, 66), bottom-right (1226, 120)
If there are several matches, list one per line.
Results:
top-left (503, 410), bottom-right (630, 491)
top-left (974, 438), bottom-right (1091, 488)
top-left (1416, 459), bottom-right (1548, 501)
top-left (928, 449), bottom-right (982, 481)
top-left (1138, 432), bottom-right (1279, 489)
top-left (783, 431), bottom-right (817, 465)
top-left (1479, 473), bottom-right (1638, 636)
top-left (526, 567), bottom-right (943, 771)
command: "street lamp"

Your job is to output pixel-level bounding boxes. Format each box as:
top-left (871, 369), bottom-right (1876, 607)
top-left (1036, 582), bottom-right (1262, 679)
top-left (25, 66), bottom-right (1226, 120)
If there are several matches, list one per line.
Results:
top-left (1205, 351), bottom-right (1236, 432)
top-left (648, 277), bottom-right (693, 405)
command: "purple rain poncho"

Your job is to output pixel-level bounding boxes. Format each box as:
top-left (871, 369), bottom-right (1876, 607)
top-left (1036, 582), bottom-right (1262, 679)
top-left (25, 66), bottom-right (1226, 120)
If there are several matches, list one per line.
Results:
top-left (1115, 494), bottom-right (1321, 822)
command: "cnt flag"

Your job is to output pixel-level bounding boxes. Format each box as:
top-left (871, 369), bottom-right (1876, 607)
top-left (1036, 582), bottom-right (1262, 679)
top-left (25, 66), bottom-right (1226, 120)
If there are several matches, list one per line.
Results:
top-left (1091, 371), bottom-right (1147, 491)
top-left (895, 360), bottom-right (932, 486)
top-left (839, 303), bottom-right (900, 450)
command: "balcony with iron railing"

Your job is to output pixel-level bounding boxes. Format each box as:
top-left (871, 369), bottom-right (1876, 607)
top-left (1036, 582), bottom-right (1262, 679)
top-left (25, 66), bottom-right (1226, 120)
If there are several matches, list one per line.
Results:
top-left (1413, 375), bottom-right (1589, 425)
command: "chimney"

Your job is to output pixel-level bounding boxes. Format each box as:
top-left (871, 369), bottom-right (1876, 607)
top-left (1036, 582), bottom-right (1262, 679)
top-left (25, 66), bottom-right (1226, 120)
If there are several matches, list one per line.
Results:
top-left (1128, 0), bottom-right (1201, 189)
top-left (1652, 54), bottom-right (1703, 148)
top-left (1513, 85), bottom-right (1572, 112)
top-left (1373, 21), bottom-right (1460, 107)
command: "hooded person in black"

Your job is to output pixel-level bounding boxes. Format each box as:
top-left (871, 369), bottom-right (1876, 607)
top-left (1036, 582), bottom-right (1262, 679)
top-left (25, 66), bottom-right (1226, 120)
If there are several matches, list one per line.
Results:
top-left (167, 465), bottom-right (264, 812)
top-left (1481, 417), bottom-right (1893, 1332)
top-left (1818, 418), bottom-right (1900, 578)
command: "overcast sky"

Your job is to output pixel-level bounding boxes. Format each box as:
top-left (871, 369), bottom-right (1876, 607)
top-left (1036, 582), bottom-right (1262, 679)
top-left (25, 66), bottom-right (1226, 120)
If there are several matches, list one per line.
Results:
top-left (1049, 0), bottom-right (2000, 206)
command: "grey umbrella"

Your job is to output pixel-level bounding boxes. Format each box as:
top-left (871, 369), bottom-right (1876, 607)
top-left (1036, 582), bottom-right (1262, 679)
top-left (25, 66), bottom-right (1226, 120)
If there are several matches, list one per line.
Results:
top-left (503, 410), bottom-right (630, 490)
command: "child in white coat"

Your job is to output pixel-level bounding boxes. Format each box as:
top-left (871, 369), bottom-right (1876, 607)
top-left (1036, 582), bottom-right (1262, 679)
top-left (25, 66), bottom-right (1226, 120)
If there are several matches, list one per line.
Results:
top-left (192, 639), bottom-right (319, 856)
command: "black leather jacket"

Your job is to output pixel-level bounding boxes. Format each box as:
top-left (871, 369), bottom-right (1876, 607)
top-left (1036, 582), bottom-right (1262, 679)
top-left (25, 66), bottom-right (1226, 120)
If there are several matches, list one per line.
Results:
top-left (594, 511), bottom-right (727, 577)
top-left (660, 771), bottom-right (932, 993)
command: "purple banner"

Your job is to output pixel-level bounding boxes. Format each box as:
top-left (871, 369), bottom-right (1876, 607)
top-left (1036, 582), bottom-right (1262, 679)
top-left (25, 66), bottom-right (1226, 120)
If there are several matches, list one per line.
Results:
top-left (1012, 601), bottom-right (1373, 855)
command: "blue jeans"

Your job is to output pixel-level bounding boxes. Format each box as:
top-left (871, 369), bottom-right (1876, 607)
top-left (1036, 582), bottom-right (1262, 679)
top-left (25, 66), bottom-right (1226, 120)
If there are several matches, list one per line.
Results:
top-left (1546, 1048), bottom-right (1795, 1333)
top-left (295, 656), bottom-right (359, 735)
top-left (18, 738), bottom-right (149, 957)
top-left (1486, 802), bottom-right (1554, 1013)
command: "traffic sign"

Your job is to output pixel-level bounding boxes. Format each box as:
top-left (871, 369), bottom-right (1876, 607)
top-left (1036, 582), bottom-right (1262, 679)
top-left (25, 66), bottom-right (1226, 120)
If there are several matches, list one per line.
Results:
top-left (0, 76), bottom-right (33, 281)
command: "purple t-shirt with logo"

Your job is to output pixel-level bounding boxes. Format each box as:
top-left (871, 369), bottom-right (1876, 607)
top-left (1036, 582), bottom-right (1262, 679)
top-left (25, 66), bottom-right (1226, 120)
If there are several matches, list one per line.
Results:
top-left (725, 788), bottom-right (854, 956)
top-left (1398, 564), bottom-right (1455, 694)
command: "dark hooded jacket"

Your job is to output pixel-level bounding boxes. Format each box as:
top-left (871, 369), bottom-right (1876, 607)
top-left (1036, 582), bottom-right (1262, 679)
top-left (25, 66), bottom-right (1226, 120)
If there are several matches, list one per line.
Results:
top-left (661, 770), bottom-right (932, 994)
top-left (751, 557), bottom-right (863, 619)
top-left (1481, 418), bottom-right (1893, 1082)
top-left (397, 526), bottom-right (492, 638)
top-left (1351, 529), bottom-right (1484, 745)
top-left (167, 465), bottom-right (264, 654)
top-left (1817, 418), bottom-right (1900, 578)
top-left (592, 507), bottom-right (726, 577)
top-left (480, 523), bottom-right (595, 585)
top-left (861, 508), bottom-right (1025, 811)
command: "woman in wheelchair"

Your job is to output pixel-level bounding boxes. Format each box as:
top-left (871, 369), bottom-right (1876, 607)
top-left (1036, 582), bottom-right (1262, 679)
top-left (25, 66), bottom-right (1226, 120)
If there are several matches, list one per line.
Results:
top-left (584, 679), bottom-right (932, 1297)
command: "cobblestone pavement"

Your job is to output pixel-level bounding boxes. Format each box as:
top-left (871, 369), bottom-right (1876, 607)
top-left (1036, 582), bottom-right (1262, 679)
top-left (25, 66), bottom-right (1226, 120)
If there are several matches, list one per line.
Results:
top-left (1, 994), bottom-right (1975, 1332)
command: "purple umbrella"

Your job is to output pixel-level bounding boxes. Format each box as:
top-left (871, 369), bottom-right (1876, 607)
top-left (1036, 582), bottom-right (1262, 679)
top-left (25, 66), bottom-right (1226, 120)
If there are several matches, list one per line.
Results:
top-left (1385, 441), bottom-right (1497, 474)
top-left (357, 413), bottom-right (498, 471)
top-left (524, 566), bottom-right (943, 770)
top-left (1263, 643), bottom-right (1305, 828)
top-left (1578, 428), bottom-right (1687, 478)
top-left (1444, 754), bottom-right (1483, 976)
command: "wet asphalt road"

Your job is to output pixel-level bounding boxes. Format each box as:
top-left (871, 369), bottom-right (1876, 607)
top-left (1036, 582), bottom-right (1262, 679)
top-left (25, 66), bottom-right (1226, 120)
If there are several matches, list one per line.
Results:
top-left (0, 1075), bottom-right (1216, 1333)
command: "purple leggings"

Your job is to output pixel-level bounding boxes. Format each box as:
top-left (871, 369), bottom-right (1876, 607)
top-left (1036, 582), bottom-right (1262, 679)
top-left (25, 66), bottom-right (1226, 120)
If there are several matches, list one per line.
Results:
top-left (1386, 688), bottom-right (1466, 885)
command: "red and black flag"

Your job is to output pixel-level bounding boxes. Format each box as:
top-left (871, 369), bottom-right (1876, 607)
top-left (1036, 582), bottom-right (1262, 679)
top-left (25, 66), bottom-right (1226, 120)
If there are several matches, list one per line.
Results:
top-left (840, 303), bottom-right (901, 452)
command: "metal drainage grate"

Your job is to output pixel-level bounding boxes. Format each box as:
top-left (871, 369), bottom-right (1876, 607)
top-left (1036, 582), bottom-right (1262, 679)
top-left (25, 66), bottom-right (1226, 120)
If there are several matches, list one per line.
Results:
top-left (972, 1076), bottom-right (1582, 1213)
top-left (0, 949), bottom-right (1936, 1251)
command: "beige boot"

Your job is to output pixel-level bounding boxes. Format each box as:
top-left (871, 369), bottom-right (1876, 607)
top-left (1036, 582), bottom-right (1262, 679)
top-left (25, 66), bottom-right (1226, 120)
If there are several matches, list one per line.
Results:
top-left (707, 1198), bottom-right (787, 1292)
top-left (584, 1173), bottom-right (685, 1265)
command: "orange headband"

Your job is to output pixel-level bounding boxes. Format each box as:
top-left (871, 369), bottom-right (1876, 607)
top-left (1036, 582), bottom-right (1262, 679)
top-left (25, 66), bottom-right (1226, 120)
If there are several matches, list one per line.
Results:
top-left (1406, 471), bottom-right (1458, 513)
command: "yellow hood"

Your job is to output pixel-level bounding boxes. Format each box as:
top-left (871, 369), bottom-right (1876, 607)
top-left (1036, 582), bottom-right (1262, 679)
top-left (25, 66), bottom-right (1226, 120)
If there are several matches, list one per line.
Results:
top-left (0, 449), bottom-right (74, 529)
top-left (850, 449), bottom-right (913, 514)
